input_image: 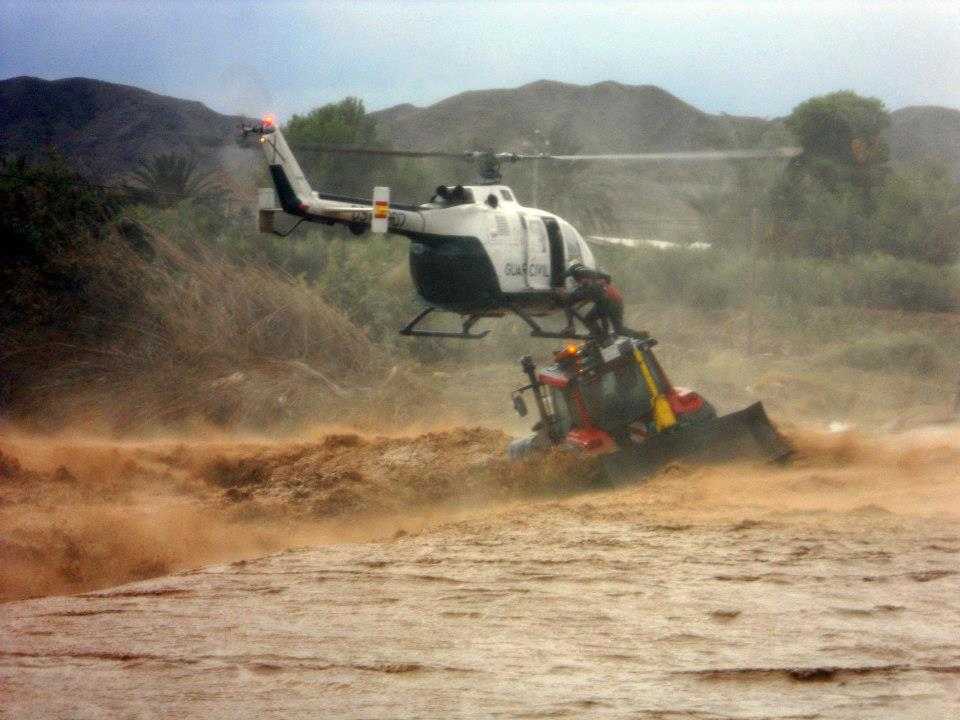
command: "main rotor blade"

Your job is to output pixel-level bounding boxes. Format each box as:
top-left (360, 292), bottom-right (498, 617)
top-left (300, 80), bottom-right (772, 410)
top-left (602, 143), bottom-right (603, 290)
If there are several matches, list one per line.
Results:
top-left (544, 148), bottom-right (801, 162)
top-left (285, 144), bottom-right (802, 167)
top-left (289, 144), bottom-right (477, 161)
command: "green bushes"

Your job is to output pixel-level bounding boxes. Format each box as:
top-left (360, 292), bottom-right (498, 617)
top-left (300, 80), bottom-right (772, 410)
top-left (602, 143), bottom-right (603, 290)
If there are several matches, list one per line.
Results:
top-left (840, 255), bottom-right (957, 311)
top-left (593, 245), bottom-right (959, 314)
top-left (758, 253), bottom-right (957, 312)
top-left (598, 246), bottom-right (734, 309)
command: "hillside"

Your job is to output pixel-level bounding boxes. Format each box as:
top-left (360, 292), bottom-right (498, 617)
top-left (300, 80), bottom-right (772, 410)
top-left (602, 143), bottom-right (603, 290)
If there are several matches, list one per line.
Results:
top-left (888, 105), bottom-right (960, 179)
top-left (370, 79), bottom-right (785, 154)
top-left (369, 80), bottom-right (795, 235)
top-left (0, 76), bottom-right (242, 180)
top-left (2, 76), bottom-right (958, 234)
top-left (370, 84), bottom-right (960, 235)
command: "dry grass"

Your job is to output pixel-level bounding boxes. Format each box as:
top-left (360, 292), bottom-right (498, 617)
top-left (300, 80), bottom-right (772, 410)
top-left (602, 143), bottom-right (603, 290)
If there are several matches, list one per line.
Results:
top-left (5, 226), bottom-right (433, 434)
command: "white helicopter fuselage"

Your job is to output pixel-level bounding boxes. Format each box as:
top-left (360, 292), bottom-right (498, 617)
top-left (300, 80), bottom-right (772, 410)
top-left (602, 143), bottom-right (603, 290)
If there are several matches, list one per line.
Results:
top-left (386, 185), bottom-right (595, 314)
top-left (416, 186), bottom-right (595, 292)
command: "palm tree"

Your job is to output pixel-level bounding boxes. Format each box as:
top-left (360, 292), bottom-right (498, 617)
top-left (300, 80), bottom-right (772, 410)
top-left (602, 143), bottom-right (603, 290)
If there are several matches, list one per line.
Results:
top-left (126, 154), bottom-right (220, 208)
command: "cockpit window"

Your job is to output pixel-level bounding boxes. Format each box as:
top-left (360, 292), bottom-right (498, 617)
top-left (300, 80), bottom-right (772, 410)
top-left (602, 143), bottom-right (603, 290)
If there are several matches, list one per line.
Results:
top-left (429, 185), bottom-right (475, 207)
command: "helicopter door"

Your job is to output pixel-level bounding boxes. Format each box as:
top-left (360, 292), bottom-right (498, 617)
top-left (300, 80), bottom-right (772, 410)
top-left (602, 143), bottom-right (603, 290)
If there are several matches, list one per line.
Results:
top-left (542, 217), bottom-right (565, 288)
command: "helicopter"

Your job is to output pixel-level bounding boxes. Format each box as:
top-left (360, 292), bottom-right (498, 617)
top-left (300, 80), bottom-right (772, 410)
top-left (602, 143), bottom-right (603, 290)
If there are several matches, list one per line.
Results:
top-left (242, 115), bottom-right (798, 340)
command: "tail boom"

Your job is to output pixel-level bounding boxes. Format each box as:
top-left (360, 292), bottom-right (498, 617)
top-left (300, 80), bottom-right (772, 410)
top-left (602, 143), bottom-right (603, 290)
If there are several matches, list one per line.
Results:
top-left (246, 116), bottom-right (419, 235)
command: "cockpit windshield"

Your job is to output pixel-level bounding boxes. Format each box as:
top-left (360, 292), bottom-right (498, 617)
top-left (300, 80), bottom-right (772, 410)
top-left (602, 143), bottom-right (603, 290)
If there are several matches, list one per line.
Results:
top-left (428, 185), bottom-right (475, 207)
top-left (579, 360), bottom-right (651, 433)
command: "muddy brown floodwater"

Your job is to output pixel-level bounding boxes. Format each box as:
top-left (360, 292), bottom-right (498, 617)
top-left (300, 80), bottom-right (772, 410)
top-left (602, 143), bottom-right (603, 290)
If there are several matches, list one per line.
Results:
top-left (1, 425), bottom-right (959, 718)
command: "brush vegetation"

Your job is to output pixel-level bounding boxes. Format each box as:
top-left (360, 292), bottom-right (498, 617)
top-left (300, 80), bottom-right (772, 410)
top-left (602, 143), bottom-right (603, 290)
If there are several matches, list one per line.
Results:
top-left (0, 154), bottom-right (431, 432)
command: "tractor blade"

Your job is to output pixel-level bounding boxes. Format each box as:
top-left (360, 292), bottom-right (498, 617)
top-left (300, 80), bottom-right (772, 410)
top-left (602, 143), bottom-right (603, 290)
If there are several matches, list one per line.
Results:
top-left (601, 402), bottom-right (791, 483)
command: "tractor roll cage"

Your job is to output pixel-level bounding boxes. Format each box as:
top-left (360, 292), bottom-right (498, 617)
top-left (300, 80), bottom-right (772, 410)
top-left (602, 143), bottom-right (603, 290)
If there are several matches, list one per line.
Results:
top-left (513, 337), bottom-right (665, 439)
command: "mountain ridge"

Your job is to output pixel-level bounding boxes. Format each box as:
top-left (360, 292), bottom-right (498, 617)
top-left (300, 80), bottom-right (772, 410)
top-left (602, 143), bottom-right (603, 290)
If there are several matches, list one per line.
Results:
top-left (2, 75), bottom-right (958, 185)
top-left (0, 76), bottom-right (243, 180)
top-left (368, 78), bottom-right (780, 155)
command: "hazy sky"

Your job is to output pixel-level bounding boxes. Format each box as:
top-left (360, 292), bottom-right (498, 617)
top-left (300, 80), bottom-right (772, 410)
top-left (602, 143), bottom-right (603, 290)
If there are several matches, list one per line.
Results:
top-left (2, 1), bottom-right (958, 120)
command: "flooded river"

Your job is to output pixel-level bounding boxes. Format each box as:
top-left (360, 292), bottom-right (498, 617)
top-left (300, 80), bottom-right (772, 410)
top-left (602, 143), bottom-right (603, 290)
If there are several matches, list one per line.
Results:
top-left (2, 426), bottom-right (959, 718)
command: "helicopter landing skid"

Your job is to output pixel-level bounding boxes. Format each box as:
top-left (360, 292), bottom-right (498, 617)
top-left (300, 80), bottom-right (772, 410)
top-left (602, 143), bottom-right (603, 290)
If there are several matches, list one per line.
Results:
top-left (399, 307), bottom-right (490, 340)
top-left (511, 306), bottom-right (593, 341)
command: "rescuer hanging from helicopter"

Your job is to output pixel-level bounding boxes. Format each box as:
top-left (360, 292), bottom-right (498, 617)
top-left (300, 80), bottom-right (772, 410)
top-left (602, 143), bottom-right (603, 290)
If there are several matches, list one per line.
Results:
top-left (558, 263), bottom-right (647, 341)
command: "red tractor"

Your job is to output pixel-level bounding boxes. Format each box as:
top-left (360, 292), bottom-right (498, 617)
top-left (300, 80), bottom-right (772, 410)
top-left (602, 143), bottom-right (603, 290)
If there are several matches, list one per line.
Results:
top-left (509, 336), bottom-right (790, 480)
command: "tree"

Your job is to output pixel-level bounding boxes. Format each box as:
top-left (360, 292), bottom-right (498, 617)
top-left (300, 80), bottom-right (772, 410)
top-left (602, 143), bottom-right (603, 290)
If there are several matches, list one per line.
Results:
top-left (772, 91), bottom-right (894, 256)
top-left (786, 91), bottom-right (890, 168)
top-left (0, 154), bottom-right (126, 409)
top-left (784, 91), bottom-right (890, 202)
top-left (126, 154), bottom-right (222, 208)
top-left (0, 153), bottom-right (122, 284)
top-left (284, 97), bottom-right (384, 198)
top-left (283, 97), bottom-right (432, 202)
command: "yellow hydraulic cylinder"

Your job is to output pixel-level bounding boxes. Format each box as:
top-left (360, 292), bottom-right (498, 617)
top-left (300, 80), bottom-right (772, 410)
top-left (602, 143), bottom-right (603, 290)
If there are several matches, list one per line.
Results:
top-left (633, 346), bottom-right (677, 432)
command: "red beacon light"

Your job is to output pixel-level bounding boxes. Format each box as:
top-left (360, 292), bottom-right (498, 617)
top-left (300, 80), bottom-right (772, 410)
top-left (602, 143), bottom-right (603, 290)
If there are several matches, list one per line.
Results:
top-left (258, 115), bottom-right (277, 136)
top-left (253, 115), bottom-right (277, 142)
top-left (554, 343), bottom-right (580, 364)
